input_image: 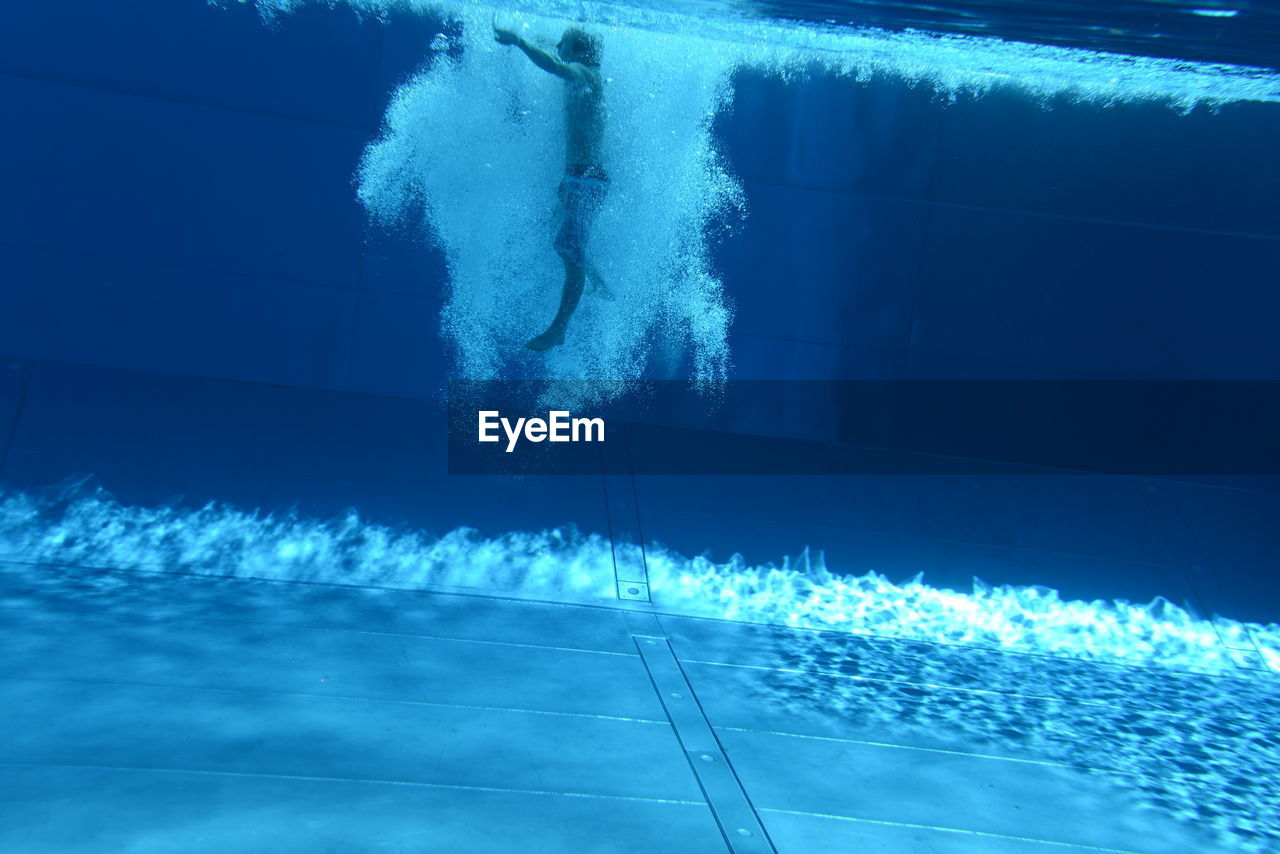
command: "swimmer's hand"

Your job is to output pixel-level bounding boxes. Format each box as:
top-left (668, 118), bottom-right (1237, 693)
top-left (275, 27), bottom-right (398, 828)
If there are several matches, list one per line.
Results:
top-left (493, 26), bottom-right (520, 46)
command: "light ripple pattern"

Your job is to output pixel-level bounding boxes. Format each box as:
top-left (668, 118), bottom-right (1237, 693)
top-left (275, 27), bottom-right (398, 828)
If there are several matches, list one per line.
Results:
top-left (750, 622), bottom-right (1280, 851)
top-left (247, 0), bottom-right (1280, 109)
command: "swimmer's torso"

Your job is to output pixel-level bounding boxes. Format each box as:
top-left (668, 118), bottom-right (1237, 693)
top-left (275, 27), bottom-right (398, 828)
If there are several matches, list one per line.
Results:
top-left (564, 67), bottom-right (605, 171)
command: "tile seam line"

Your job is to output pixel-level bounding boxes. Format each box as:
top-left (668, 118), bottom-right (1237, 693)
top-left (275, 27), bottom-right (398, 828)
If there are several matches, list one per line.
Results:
top-left (630, 418), bottom-right (1280, 478)
top-left (622, 422), bottom-right (653, 579)
top-left (678, 639), bottom-right (1275, 683)
top-left (5, 68), bottom-right (1277, 244)
top-left (1161, 485), bottom-right (1270, 658)
top-left (0, 602), bottom-right (642, 659)
top-left (3, 584), bottom-right (1264, 687)
top-left (5, 589), bottom-right (1259, 687)
top-left (680, 658), bottom-right (1269, 720)
top-left (741, 176), bottom-right (1280, 241)
top-left (654, 611), bottom-right (1268, 682)
top-left (342, 192), bottom-right (371, 392)
top-left (754, 808), bottom-right (1142, 854)
top-left (730, 330), bottom-right (850, 350)
top-left (602, 427), bottom-right (650, 601)
top-left (1136, 486), bottom-right (1270, 664)
top-left (0, 68), bottom-right (378, 134)
top-left (0, 236), bottom-right (434, 302)
top-left (0, 356), bottom-right (441, 407)
top-left (9, 594), bottom-right (1269, 691)
top-left (5, 560), bottom-right (1269, 682)
top-left (685, 651), bottom-right (1276, 695)
top-left (0, 358), bottom-right (34, 482)
top-left (630, 637), bottom-right (732, 850)
top-left (642, 505), bottom-right (1174, 568)
top-left (1135, 485), bottom-right (1231, 655)
top-left (632, 636), bottom-right (777, 852)
top-left (714, 725), bottom-right (1224, 787)
top-left (0, 761), bottom-right (704, 805)
top-left (212, 619), bottom-right (641, 658)
top-left (665, 639), bottom-right (780, 853)
top-left (5, 675), bottom-right (669, 725)
top-left (0, 557), bottom-right (659, 621)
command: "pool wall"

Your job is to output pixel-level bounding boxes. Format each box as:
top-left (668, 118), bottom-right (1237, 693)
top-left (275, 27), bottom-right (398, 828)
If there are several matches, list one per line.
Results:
top-left (2, 1), bottom-right (1278, 398)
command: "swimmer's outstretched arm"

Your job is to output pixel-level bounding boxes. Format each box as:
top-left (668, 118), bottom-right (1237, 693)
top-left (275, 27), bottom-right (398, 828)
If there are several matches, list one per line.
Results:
top-left (494, 27), bottom-right (573, 79)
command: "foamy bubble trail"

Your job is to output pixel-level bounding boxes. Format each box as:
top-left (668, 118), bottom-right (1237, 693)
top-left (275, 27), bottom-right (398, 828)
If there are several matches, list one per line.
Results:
top-left (349, 1), bottom-right (741, 397)
top-left (3, 486), bottom-right (1277, 676)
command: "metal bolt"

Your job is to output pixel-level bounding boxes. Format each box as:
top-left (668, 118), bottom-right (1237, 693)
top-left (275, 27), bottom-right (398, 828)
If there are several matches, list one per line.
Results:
top-left (627, 587), bottom-right (640, 595)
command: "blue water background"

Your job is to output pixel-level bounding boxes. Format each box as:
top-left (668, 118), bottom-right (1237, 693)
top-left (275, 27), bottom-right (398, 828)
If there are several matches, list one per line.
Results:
top-left (0, 0), bottom-right (1277, 627)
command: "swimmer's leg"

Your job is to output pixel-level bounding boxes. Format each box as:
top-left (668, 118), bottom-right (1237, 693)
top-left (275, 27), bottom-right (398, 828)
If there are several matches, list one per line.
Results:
top-left (526, 263), bottom-right (585, 351)
top-left (527, 188), bottom-right (602, 351)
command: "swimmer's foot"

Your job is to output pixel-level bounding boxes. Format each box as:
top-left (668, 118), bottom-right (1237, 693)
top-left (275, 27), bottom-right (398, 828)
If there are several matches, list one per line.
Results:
top-left (525, 328), bottom-right (565, 351)
top-left (586, 263), bottom-right (615, 300)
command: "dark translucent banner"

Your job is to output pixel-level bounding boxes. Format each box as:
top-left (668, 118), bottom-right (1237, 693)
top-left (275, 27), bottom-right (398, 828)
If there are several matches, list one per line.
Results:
top-left (446, 381), bottom-right (1280, 476)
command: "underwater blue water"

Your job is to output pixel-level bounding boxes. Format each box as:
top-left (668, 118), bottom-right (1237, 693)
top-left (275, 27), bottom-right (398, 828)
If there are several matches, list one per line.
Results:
top-left (0, 0), bottom-right (1278, 851)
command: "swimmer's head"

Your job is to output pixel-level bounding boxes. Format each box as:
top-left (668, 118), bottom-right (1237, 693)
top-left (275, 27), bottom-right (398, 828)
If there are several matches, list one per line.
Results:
top-left (557, 28), bottom-right (601, 67)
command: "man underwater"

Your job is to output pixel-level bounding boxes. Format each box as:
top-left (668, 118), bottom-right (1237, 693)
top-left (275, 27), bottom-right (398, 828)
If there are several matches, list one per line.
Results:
top-left (493, 23), bottom-right (607, 351)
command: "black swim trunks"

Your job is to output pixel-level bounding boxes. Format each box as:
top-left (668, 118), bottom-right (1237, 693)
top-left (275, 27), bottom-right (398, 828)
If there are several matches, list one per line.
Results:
top-left (555, 164), bottom-right (609, 266)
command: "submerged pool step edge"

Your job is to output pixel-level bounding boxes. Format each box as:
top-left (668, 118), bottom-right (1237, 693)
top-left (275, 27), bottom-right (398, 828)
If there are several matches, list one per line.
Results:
top-left (633, 634), bottom-right (778, 854)
top-left (603, 425), bottom-right (651, 602)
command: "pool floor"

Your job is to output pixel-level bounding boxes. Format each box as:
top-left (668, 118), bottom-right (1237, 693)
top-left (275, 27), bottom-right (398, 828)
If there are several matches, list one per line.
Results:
top-left (3, 560), bottom-right (1272, 853)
